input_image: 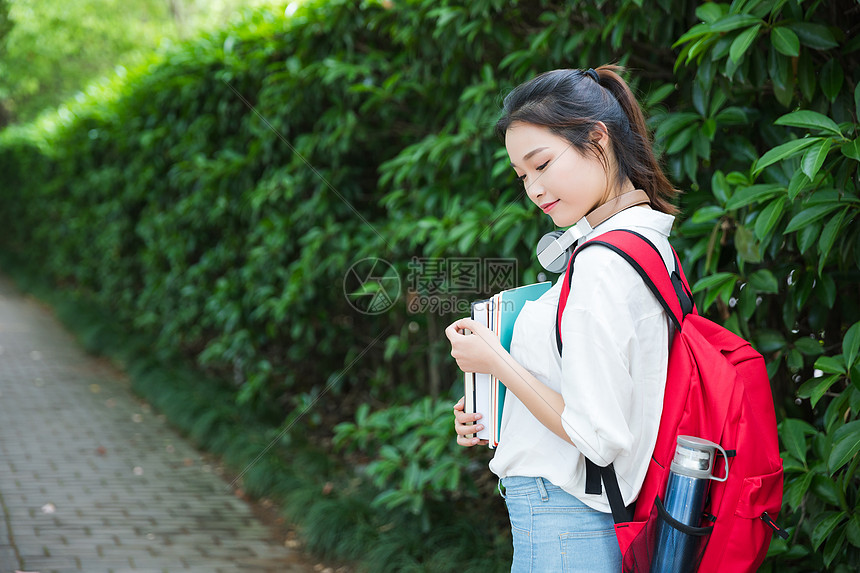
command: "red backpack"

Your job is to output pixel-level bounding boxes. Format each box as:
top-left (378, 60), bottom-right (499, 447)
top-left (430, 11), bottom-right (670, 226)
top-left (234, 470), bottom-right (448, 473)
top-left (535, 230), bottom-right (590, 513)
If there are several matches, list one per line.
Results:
top-left (556, 229), bottom-right (786, 573)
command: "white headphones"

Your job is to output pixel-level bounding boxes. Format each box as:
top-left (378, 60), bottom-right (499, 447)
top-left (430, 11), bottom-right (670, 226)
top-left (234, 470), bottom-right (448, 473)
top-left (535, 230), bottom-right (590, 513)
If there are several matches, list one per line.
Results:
top-left (534, 189), bottom-right (652, 273)
top-left (536, 216), bottom-right (595, 274)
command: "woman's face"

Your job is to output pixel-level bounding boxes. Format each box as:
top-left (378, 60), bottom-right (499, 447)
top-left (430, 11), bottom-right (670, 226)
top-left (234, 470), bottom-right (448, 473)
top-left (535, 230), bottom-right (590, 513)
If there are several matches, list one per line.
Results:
top-left (505, 122), bottom-right (611, 228)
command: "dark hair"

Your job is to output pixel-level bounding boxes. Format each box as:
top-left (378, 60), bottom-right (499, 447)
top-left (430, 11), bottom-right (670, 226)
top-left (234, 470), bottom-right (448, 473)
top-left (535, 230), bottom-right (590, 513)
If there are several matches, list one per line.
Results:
top-left (495, 65), bottom-right (678, 215)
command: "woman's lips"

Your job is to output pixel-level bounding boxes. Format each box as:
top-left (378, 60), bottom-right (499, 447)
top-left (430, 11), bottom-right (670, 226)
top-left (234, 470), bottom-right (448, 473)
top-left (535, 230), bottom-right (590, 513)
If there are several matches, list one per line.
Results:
top-left (541, 200), bottom-right (559, 213)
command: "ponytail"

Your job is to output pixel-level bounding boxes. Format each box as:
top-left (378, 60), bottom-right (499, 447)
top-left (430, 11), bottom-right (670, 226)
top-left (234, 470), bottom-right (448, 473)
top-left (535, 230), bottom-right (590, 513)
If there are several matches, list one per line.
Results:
top-left (496, 65), bottom-right (679, 215)
top-left (592, 65), bottom-right (678, 214)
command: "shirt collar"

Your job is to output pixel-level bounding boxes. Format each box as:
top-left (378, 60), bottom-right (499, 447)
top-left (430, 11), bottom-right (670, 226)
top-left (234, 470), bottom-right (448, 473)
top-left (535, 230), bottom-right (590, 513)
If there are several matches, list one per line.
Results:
top-left (579, 206), bottom-right (675, 245)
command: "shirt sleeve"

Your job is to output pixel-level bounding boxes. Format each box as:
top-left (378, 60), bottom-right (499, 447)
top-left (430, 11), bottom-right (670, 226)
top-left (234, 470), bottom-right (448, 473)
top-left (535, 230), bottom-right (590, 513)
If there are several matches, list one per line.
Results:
top-left (558, 247), bottom-right (652, 466)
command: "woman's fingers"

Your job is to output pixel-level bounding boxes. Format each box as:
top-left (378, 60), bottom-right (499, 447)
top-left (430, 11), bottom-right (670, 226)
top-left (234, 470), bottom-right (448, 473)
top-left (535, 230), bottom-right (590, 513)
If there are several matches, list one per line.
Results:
top-left (455, 417), bottom-right (483, 434)
top-left (453, 403), bottom-right (482, 428)
top-left (454, 414), bottom-right (483, 436)
top-left (457, 435), bottom-right (489, 447)
top-left (453, 396), bottom-right (486, 446)
top-left (454, 410), bottom-right (482, 427)
top-left (445, 318), bottom-right (483, 341)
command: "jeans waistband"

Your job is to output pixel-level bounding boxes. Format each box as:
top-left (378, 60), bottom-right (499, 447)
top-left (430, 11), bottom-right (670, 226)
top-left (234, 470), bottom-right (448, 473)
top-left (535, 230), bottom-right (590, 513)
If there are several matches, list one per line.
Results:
top-left (499, 476), bottom-right (553, 500)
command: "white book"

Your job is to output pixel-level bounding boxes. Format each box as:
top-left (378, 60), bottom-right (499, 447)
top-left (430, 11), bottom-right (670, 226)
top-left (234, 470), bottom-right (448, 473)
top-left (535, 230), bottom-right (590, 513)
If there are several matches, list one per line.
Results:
top-left (462, 283), bottom-right (553, 447)
top-left (466, 299), bottom-right (491, 442)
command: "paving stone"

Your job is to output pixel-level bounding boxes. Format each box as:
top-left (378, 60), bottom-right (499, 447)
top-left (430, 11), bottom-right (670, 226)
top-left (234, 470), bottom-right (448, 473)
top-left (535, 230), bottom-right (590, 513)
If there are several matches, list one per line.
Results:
top-left (0, 276), bottom-right (320, 572)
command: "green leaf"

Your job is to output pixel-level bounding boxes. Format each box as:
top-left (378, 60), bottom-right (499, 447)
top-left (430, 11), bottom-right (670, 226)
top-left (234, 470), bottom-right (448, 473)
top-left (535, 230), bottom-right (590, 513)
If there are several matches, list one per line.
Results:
top-left (692, 205), bottom-right (725, 223)
top-left (800, 139), bottom-right (832, 181)
top-left (747, 269), bottom-right (779, 293)
top-left (847, 515), bottom-right (860, 549)
top-left (702, 118), bottom-right (717, 139)
top-left (844, 322), bottom-right (860, 369)
top-left (823, 527), bottom-right (847, 568)
top-left (788, 22), bottom-right (839, 50)
top-left (817, 273), bottom-right (837, 310)
top-left (708, 88), bottom-right (726, 117)
top-left (754, 197), bottom-right (787, 240)
top-left (784, 203), bottom-right (846, 234)
top-left (782, 454), bottom-right (806, 474)
top-left (856, 83), bottom-right (860, 121)
top-left (734, 225), bottom-right (762, 263)
top-left (798, 49), bottom-right (816, 101)
top-left (805, 190), bottom-right (843, 206)
top-left (711, 171), bottom-right (730, 205)
top-left (841, 138), bottom-right (860, 161)
top-left (725, 183), bottom-right (783, 209)
top-left (797, 374), bottom-right (840, 408)
top-left (686, 35), bottom-right (716, 65)
top-left (729, 25), bottom-right (761, 63)
top-left (824, 390), bottom-right (851, 435)
top-left (738, 283), bottom-right (758, 321)
top-left (818, 208), bottom-right (847, 275)
top-left (779, 418), bottom-right (816, 464)
top-left (784, 470), bottom-right (813, 510)
top-left (796, 221), bottom-right (822, 254)
top-left (724, 49), bottom-right (741, 79)
top-left (714, 106), bottom-right (747, 125)
top-left (787, 348), bottom-right (804, 370)
top-left (756, 329), bottom-right (786, 353)
top-left (811, 512), bottom-right (847, 551)
top-left (812, 475), bottom-right (842, 506)
top-left (691, 272), bottom-right (736, 294)
top-left (753, 138), bottom-right (820, 174)
top-left (673, 23), bottom-right (713, 48)
top-left (683, 146), bottom-right (700, 182)
top-left (726, 171), bottom-right (751, 185)
top-left (787, 170), bottom-right (811, 201)
top-left (795, 337), bottom-right (824, 356)
top-left (665, 125), bottom-right (697, 155)
top-left (829, 420), bottom-right (860, 473)
top-left (820, 60), bottom-right (844, 102)
top-left (774, 110), bottom-right (842, 137)
top-left (695, 2), bottom-right (724, 23)
top-left (768, 46), bottom-right (792, 104)
top-left (645, 84), bottom-right (676, 107)
top-left (771, 26), bottom-right (800, 57)
top-left (709, 14), bottom-right (763, 33)
top-left (704, 278), bottom-right (736, 312)
top-left (655, 112), bottom-right (701, 140)
top-left (692, 80), bottom-right (708, 116)
top-left (815, 355), bottom-right (847, 375)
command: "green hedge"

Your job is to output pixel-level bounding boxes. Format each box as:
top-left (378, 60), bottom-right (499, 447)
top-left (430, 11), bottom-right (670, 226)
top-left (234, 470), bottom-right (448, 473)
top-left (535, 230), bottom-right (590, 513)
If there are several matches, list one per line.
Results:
top-left (1, 0), bottom-right (858, 570)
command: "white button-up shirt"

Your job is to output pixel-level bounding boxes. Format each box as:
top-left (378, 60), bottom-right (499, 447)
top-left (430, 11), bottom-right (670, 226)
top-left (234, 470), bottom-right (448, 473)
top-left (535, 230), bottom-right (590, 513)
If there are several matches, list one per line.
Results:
top-left (489, 207), bottom-right (676, 512)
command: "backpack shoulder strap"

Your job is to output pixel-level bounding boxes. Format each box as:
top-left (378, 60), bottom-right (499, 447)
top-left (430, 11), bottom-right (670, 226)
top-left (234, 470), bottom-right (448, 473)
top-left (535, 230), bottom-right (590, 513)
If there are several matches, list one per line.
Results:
top-left (555, 229), bottom-right (692, 355)
top-left (555, 229), bottom-right (694, 519)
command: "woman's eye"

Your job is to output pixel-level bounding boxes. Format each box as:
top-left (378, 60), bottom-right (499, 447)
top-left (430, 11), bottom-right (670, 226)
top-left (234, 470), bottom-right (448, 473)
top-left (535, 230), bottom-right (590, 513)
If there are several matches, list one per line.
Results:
top-left (515, 160), bottom-right (549, 182)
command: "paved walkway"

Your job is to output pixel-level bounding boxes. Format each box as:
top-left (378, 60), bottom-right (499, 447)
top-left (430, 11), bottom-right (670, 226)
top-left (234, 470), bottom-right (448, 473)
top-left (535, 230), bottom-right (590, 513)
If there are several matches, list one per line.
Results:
top-left (0, 275), bottom-right (331, 573)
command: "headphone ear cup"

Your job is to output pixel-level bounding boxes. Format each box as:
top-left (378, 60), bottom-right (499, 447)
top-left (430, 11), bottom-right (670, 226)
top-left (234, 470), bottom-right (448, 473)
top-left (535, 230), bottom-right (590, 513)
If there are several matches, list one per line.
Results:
top-left (536, 230), bottom-right (572, 274)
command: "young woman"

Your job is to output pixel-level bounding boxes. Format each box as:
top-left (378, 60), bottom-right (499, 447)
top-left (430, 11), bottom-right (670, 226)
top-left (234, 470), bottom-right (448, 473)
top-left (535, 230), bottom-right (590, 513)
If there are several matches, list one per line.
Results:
top-left (445, 65), bottom-right (680, 572)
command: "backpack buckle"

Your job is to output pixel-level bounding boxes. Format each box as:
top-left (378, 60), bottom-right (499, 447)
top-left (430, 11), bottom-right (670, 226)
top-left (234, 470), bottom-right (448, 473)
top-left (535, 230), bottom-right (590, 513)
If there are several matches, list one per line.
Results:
top-left (761, 512), bottom-right (789, 540)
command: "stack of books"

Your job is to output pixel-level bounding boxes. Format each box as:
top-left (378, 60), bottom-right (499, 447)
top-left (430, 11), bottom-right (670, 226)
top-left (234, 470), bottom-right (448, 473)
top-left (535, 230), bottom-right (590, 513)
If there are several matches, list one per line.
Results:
top-left (464, 282), bottom-right (552, 448)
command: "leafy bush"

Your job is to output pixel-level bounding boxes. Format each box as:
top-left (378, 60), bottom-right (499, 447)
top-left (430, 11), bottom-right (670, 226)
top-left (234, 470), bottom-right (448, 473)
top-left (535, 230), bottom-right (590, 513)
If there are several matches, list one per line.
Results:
top-left (333, 397), bottom-right (491, 531)
top-left (0, 0), bottom-right (858, 570)
top-left (663, 2), bottom-right (859, 569)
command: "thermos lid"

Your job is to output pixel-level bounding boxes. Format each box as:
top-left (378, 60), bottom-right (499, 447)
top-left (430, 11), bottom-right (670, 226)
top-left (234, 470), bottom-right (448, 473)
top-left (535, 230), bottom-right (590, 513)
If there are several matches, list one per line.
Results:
top-left (670, 436), bottom-right (726, 479)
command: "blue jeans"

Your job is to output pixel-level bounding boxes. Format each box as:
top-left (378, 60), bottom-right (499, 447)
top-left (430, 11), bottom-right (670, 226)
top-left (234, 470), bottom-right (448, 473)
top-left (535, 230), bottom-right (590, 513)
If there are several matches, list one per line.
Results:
top-left (501, 476), bottom-right (621, 573)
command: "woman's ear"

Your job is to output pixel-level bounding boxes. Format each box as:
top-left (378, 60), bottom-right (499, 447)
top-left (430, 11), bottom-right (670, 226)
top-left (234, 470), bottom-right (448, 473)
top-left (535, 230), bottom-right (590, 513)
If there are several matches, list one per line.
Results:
top-left (591, 121), bottom-right (610, 149)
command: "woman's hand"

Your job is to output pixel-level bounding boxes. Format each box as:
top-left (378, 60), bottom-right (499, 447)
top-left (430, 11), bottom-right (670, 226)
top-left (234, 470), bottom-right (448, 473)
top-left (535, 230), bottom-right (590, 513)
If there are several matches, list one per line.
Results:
top-left (444, 317), bottom-right (507, 377)
top-left (453, 397), bottom-right (488, 447)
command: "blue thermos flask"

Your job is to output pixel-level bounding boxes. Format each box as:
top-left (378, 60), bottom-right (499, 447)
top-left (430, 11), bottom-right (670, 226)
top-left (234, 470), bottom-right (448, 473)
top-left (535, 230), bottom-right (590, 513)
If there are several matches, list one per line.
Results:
top-left (651, 436), bottom-right (729, 573)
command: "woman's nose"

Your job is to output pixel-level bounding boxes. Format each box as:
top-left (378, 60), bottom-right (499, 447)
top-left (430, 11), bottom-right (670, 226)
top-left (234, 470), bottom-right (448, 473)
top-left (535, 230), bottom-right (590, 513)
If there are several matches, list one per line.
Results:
top-left (526, 178), bottom-right (544, 202)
